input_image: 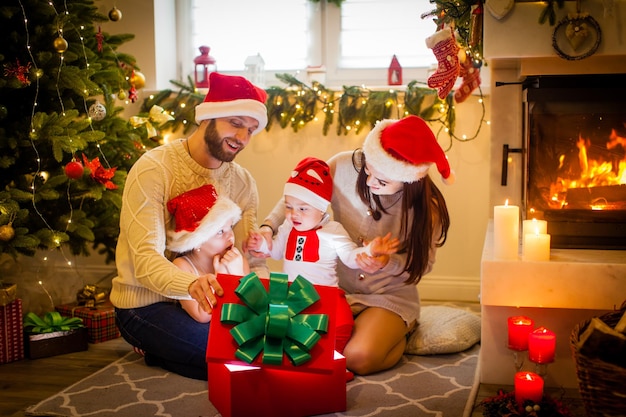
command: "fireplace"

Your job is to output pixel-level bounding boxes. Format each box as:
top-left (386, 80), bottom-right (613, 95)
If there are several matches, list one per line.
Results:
top-left (521, 74), bottom-right (626, 249)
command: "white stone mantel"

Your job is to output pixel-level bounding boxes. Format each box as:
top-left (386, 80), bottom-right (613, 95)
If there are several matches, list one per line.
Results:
top-left (479, 221), bottom-right (626, 388)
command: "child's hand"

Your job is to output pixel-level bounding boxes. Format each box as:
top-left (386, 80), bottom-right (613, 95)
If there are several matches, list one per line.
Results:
top-left (213, 247), bottom-right (246, 275)
top-left (368, 232), bottom-right (400, 257)
top-left (244, 231), bottom-right (271, 257)
top-left (245, 232), bottom-right (263, 252)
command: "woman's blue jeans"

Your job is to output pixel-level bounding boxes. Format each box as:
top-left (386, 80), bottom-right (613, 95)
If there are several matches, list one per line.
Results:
top-left (115, 302), bottom-right (209, 380)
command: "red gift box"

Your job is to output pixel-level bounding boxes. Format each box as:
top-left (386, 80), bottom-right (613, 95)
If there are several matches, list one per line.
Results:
top-left (1, 298), bottom-right (25, 364)
top-left (206, 273), bottom-right (346, 417)
top-left (55, 301), bottom-right (120, 343)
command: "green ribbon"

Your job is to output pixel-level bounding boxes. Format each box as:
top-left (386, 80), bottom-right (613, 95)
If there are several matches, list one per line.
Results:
top-left (23, 311), bottom-right (85, 334)
top-left (221, 272), bottom-right (329, 366)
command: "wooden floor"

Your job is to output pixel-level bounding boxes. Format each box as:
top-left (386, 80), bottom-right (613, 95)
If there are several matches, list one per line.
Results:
top-left (0, 337), bottom-right (132, 417)
top-left (1, 305), bottom-right (586, 417)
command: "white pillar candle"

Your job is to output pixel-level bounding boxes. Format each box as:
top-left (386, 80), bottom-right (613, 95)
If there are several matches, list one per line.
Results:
top-left (522, 219), bottom-right (549, 259)
top-left (523, 231), bottom-right (551, 261)
top-left (522, 219), bottom-right (547, 236)
top-left (493, 201), bottom-right (520, 260)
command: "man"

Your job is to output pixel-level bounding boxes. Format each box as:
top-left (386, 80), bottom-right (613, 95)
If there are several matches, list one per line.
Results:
top-left (110, 72), bottom-right (268, 380)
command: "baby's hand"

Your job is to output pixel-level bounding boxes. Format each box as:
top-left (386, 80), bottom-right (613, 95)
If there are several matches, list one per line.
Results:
top-left (245, 231), bottom-right (271, 257)
top-left (213, 247), bottom-right (245, 275)
top-left (368, 232), bottom-right (400, 257)
top-left (246, 232), bottom-right (263, 252)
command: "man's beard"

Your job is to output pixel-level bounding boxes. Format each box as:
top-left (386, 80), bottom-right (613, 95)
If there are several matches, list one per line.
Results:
top-left (203, 120), bottom-right (240, 163)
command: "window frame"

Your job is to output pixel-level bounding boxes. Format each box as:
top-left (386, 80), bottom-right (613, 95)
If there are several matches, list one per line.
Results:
top-left (176, 0), bottom-right (436, 89)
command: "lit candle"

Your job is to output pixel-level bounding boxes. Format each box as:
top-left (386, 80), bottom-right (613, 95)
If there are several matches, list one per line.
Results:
top-left (522, 218), bottom-right (547, 236)
top-left (514, 372), bottom-right (544, 404)
top-left (522, 230), bottom-right (551, 261)
top-left (507, 316), bottom-right (534, 351)
top-left (528, 327), bottom-right (556, 364)
top-left (493, 200), bottom-right (519, 260)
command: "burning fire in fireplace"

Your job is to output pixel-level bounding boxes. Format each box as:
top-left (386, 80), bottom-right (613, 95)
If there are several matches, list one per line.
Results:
top-left (523, 74), bottom-right (626, 249)
top-left (549, 129), bottom-right (626, 211)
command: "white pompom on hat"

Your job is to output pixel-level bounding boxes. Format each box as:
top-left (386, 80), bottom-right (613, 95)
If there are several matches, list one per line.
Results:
top-left (362, 115), bottom-right (455, 184)
top-left (283, 157), bottom-right (333, 212)
top-left (195, 72), bottom-right (268, 135)
top-left (166, 184), bottom-right (242, 253)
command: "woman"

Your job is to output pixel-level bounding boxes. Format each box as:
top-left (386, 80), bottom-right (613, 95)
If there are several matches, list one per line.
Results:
top-left (255, 115), bottom-right (452, 375)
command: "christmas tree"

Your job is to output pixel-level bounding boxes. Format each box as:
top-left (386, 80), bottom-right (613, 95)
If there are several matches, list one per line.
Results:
top-left (0, 0), bottom-right (157, 263)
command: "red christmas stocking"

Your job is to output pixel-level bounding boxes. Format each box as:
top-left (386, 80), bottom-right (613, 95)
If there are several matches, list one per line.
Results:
top-left (426, 27), bottom-right (460, 99)
top-left (454, 56), bottom-right (481, 103)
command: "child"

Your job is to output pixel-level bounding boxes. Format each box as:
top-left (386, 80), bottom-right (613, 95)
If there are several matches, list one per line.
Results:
top-left (167, 184), bottom-right (249, 323)
top-left (247, 157), bottom-right (399, 353)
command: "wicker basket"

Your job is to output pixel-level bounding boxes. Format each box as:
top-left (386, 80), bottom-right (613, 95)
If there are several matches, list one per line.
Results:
top-left (570, 303), bottom-right (626, 417)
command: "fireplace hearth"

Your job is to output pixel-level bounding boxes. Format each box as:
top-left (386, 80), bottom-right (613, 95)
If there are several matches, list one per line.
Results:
top-left (522, 74), bottom-right (626, 249)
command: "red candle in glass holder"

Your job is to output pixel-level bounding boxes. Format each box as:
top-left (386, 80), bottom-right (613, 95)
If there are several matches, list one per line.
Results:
top-left (507, 316), bottom-right (534, 351)
top-left (514, 371), bottom-right (544, 404)
top-left (528, 326), bottom-right (556, 364)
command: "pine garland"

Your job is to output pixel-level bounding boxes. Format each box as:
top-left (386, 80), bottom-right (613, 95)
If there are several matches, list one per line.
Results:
top-left (142, 74), bottom-right (486, 151)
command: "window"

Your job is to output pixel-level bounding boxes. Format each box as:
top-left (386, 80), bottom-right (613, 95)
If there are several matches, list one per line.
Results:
top-left (181, 0), bottom-right (438, 87)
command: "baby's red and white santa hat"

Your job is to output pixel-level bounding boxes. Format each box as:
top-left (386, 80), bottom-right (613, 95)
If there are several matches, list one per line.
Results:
top-left (166, 184), bottom-right (241, 253)
top-left (362, 115), bottom-right (455, 184)
top-left (194, 72), bottom-right (268, 135)
top-left (283, 157), bottom-right (333, 212)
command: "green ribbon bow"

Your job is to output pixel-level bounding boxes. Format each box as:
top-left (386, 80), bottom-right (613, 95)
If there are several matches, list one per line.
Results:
top-left (23, 311), bottom-right (85, 334)
top-left (221, 272), bottom-right (329, 366)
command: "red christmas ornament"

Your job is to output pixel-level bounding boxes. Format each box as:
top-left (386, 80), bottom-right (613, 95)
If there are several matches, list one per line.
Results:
top-left (96, 26), bottom-right (104, 52)
top-left (65, 160), bottom-right (84, 179)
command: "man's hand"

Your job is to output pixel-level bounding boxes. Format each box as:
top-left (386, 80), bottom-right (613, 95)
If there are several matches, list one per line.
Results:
top-left (188, 273), bottom-right (224, 314)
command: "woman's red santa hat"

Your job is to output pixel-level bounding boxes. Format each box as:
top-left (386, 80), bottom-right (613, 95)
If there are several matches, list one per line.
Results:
top-left (194, 72), bottom-right (268, 135)
top-left (362, 115), bottom-right (455, 184)
top-left (283, 157), bottom-right (333, 212)
top-left (166, 184), bottom-right (242, 253)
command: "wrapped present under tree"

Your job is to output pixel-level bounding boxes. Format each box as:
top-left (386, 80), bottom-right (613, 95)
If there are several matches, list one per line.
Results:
top-left (1, 298), bottom-right (25, 364)
top-left (23, 311), bottom-right (88, 359)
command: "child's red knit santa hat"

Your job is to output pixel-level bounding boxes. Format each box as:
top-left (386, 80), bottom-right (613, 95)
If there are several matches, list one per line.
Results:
top-left (362, 115), bottom-right (455, 184)
top-left (166, 184), bottom-right (241, 253)
top-left (283, 157), bottom-right (333, 212)
top-left (195, 72), bottom-right (268, 135)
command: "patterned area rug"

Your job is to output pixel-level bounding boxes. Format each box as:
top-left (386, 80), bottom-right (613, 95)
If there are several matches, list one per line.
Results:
top-left (25, 344), bottom-right (480, 417)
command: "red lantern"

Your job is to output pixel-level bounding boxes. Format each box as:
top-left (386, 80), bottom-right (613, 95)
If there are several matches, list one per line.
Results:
top-left (388, 54), bottom-right (402, 86)
top-left (194, 45), bottom-right (217, 88)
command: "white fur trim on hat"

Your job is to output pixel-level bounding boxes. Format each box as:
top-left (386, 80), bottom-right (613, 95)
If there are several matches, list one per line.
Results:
top-left (362, 119), bottom-right (431, 183)
top-left (283, 182), bottom-right (330, 212)
top-left (167, 197), bottom-right (242, 253)
top-left (194, 99), bottom-right (268, 135)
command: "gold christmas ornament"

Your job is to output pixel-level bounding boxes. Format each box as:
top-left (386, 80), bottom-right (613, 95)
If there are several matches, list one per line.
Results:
top-left (117, 89), bottom-right (127, 100)
top-left (108, 7), bottom-right (122, 22)
top-left (53, 36), bottom-right (68, 53)
top-left (130, 71), bottom-right (146, 89)
top-left (0, 224), bottom-right (15, 242)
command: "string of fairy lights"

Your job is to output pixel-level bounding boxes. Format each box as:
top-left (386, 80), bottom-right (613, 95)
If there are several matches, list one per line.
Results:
top-left (148, 74), bottom-right (488, 152)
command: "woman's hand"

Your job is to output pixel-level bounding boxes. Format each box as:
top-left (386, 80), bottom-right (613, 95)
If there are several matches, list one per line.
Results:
top-left (368, 232), bottom-right (400, 256)
top-left (356, 253), bottom-right (390, 274)
top-left (188, 273), bottom-right (224, 314)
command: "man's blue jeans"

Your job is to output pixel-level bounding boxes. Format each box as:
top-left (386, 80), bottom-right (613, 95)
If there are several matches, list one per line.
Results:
top-left (115, 302), bottom-right (209, 380)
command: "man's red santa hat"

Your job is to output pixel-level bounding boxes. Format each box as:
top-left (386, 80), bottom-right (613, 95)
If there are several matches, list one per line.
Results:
top-left (195, 72), bottom-right (268, 135)
top-left (362, 115), bottom-right (455, 184)
top-left (283, 157), bottom-right (333, 212)
top-left (166, 184), bottom-right (241, 253)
